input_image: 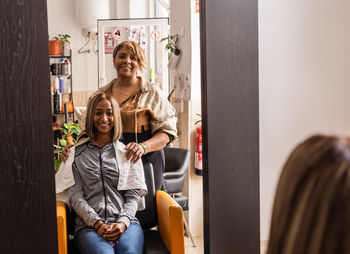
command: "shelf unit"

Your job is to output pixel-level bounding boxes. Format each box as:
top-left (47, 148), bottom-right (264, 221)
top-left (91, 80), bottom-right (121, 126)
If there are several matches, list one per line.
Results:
top-left (49, 52), bottom-right (74, 123)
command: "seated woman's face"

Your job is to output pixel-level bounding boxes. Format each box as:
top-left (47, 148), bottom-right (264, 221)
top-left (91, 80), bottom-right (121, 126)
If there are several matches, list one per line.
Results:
top-left (93, 98), bottom-right (114, 136)
top-left (114, 47), bottom-right (140, 78)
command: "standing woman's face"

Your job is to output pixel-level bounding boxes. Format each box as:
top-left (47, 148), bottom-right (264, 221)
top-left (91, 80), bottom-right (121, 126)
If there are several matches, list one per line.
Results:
top-left (114, 47), bottom-right (140, 78)
top-left (93, 98), bottom-right (114, 136)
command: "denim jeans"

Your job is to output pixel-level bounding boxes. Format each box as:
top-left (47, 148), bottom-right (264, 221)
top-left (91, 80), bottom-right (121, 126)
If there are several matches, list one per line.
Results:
top-left (74, 222), bottom-right (144, 254)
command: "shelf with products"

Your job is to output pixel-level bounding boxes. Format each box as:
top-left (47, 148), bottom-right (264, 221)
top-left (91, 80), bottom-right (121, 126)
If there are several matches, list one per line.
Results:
top-left (51, 74), bottom-right (71, 77)
top-left (49, 55), bottom-right (71, 59)
top-left (49, 51), bottom-right (74, 123)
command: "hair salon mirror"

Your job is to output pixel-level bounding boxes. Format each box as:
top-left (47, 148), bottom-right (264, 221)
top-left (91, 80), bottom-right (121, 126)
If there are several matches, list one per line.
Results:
top-left (98, 18), bottom-right (169, 95)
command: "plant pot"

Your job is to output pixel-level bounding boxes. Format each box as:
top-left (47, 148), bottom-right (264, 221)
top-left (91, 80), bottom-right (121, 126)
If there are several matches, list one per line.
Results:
top-left (168, 49), bottom-right (182, 69)
top-left (49, 40), bottom-right (62, 56)
top-left (63, 41), bottom-right (71, 56)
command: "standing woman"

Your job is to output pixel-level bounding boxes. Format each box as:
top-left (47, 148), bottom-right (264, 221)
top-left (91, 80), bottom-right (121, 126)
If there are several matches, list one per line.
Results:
top-left (100, 40), bottom-right (177, 190)
top-left (56, 91), bottom-right (147, 254)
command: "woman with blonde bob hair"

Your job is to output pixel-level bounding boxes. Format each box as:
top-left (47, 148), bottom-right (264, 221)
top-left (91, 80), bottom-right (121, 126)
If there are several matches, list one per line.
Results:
top-left (267, 134), bottom-right (350, 254)
top-left (56, 90), bottom-right (147, 254)
top-left (84, 91), bottom-right (123, 141)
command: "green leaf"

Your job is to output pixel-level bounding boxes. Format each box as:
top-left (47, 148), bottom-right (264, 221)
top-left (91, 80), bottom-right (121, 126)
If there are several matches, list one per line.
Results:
top-left (60, 139), bottom-right (68, 147)
top-left (71, 129), bottom-right (80, 136)
top-left (54, 147), bottom-right (64, 153)
top-left (55, 159), bottom-right (62, 173)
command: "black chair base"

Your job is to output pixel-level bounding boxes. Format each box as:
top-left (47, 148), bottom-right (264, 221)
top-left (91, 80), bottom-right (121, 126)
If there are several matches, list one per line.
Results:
top-left (143, 230), bottom-right (170, 254)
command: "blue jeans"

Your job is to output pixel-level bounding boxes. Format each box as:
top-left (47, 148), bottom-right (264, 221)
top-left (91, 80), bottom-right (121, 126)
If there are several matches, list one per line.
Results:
top-left (74, 222), bottom-right (144, 254)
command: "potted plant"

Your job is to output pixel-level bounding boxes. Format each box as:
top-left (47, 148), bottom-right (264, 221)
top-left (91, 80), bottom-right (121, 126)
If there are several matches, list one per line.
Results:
top-left (161, 34), bottom-right (180, 58)
top-left (49, 36), bottom-right (62, 56)
top-left (54, 122), bottom-right (81, 172)
top-left (58, 34), bottom-right (71, 56)
top-left (160, 34), bottom-right (181, 68)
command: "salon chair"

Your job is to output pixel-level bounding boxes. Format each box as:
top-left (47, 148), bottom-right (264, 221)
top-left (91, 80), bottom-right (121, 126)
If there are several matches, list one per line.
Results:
top-left (162, 147), bottom-right (195, 247)
top-left (56, 162), bottom-right (185, 254)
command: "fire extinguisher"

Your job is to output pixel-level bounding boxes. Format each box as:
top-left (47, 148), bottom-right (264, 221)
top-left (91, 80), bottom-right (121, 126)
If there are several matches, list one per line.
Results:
top-left (194, 123), bottom-right (203, 176)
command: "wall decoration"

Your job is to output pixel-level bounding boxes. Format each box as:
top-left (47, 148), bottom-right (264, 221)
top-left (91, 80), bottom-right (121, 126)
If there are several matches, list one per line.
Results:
top-left (112, 27), bottom-right (122, 40)
top-left (104, 32), bottom-right (114, 54)
top-left (151, 30), bottom-right (161, 41)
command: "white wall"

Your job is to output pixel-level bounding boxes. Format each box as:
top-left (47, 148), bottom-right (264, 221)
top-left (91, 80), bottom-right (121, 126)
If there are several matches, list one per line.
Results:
top-left (170, 0), bottom-right (203, 238)
top-left (259, 0), bottom-right (350, 240)
top-left (47, 0), bottom-right (101, 92)
top-left (190, 0), bottom-right (201, 101)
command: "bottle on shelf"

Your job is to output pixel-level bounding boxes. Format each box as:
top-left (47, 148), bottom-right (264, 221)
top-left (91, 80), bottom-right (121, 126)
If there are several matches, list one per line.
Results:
top-left (66, 60), bottom-right (71, 75)
top-left (53, 76), bottom-right (59, 92)
top-left (49, 53), bottom-right (73, 121)
top-left (61, 58), bottom-right (69, 75)
top-left (59, 93), bottom-right (63, 112)
top-left (59, 78), bottom-right (64, 93)
top-left (53, 90), bottom-right (60, 114)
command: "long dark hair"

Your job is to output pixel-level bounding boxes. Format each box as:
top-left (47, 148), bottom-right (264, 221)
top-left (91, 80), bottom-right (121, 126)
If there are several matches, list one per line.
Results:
top-left (268, 134), bottom-right (350, 254)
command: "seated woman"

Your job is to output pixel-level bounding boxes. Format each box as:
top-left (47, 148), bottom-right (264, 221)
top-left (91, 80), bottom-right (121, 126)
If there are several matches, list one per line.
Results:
top-left (56, 90), bottom-right (147, 254)
top-left (267, 134), bottom-right (350, 254)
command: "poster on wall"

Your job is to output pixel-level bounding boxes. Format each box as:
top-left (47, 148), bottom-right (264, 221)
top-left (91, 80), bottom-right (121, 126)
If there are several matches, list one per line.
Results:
top-left (112, 28), bottom-right (122, 40)
top-left (151, 30), bottom-right (161, 41)
top-left (104, 32), bottom-right (114, 54)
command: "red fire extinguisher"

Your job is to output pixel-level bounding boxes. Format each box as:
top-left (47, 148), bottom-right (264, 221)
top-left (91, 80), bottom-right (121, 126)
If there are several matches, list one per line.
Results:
top-left (195, 124), bottom-right (203, 175)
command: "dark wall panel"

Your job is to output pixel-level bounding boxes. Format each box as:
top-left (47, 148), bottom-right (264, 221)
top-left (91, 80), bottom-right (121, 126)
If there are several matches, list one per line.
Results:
top-left (0, 1), bottom-right (58, 253)
top-left (200, 0), bottom-right (259, 253)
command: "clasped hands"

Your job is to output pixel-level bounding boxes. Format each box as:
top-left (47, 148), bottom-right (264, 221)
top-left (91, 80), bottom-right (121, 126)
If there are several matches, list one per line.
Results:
top-left (94, 221), bottom-right (126, 241)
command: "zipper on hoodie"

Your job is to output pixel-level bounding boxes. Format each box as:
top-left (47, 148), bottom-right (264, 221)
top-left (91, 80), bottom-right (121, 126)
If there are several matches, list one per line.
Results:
top-left (99, 149), bottom-right (107, 221)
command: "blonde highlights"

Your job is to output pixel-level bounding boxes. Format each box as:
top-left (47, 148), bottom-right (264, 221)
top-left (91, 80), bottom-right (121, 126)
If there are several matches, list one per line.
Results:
top-left (112, 40), bottom-right (146, 72)
top-left (85, 90), bottom-right (122, 141)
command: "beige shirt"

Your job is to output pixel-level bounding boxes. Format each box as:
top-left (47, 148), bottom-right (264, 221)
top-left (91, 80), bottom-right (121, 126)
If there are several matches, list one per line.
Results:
top-left (100, 76), bottom-right (178, 139)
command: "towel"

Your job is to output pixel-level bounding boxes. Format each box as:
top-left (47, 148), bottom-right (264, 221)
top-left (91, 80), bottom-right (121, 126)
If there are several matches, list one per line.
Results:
top-left (55, 139), bottom-right (147, 210)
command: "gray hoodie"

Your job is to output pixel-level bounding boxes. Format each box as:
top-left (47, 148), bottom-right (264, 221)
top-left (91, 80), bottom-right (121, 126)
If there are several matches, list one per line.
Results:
top-left (69, 141), bottom-right (140, 231)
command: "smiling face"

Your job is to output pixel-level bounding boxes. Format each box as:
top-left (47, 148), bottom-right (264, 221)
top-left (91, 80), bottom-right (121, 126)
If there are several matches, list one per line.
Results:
top-left (93, 98), bottom-right (114, 137)
top-left (114, 47), bottom-right (140, 78)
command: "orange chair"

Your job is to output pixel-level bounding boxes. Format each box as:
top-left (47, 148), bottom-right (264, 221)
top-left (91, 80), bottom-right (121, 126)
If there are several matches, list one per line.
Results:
top-left (56, 162), bottom-right (185, 254)
top-left (57, 201), bottom-right (68, 254)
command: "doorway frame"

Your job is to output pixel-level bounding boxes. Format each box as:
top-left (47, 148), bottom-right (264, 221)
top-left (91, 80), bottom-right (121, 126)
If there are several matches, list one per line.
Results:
top-left (0, 0), bottom-right (259, 252)
top-left (200, 0), bottom-right (260, 253)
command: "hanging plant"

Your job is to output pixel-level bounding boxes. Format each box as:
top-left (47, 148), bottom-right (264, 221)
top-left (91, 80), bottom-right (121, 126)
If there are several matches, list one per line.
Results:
top-left (160, 34), bottom-right (180, 59)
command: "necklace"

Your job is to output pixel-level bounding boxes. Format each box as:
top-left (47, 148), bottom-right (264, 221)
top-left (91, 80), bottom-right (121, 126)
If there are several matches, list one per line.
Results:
top-left (115, 85), bottom-right (132, 95)
top-left (115, 81), bottom-right (139, 95)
